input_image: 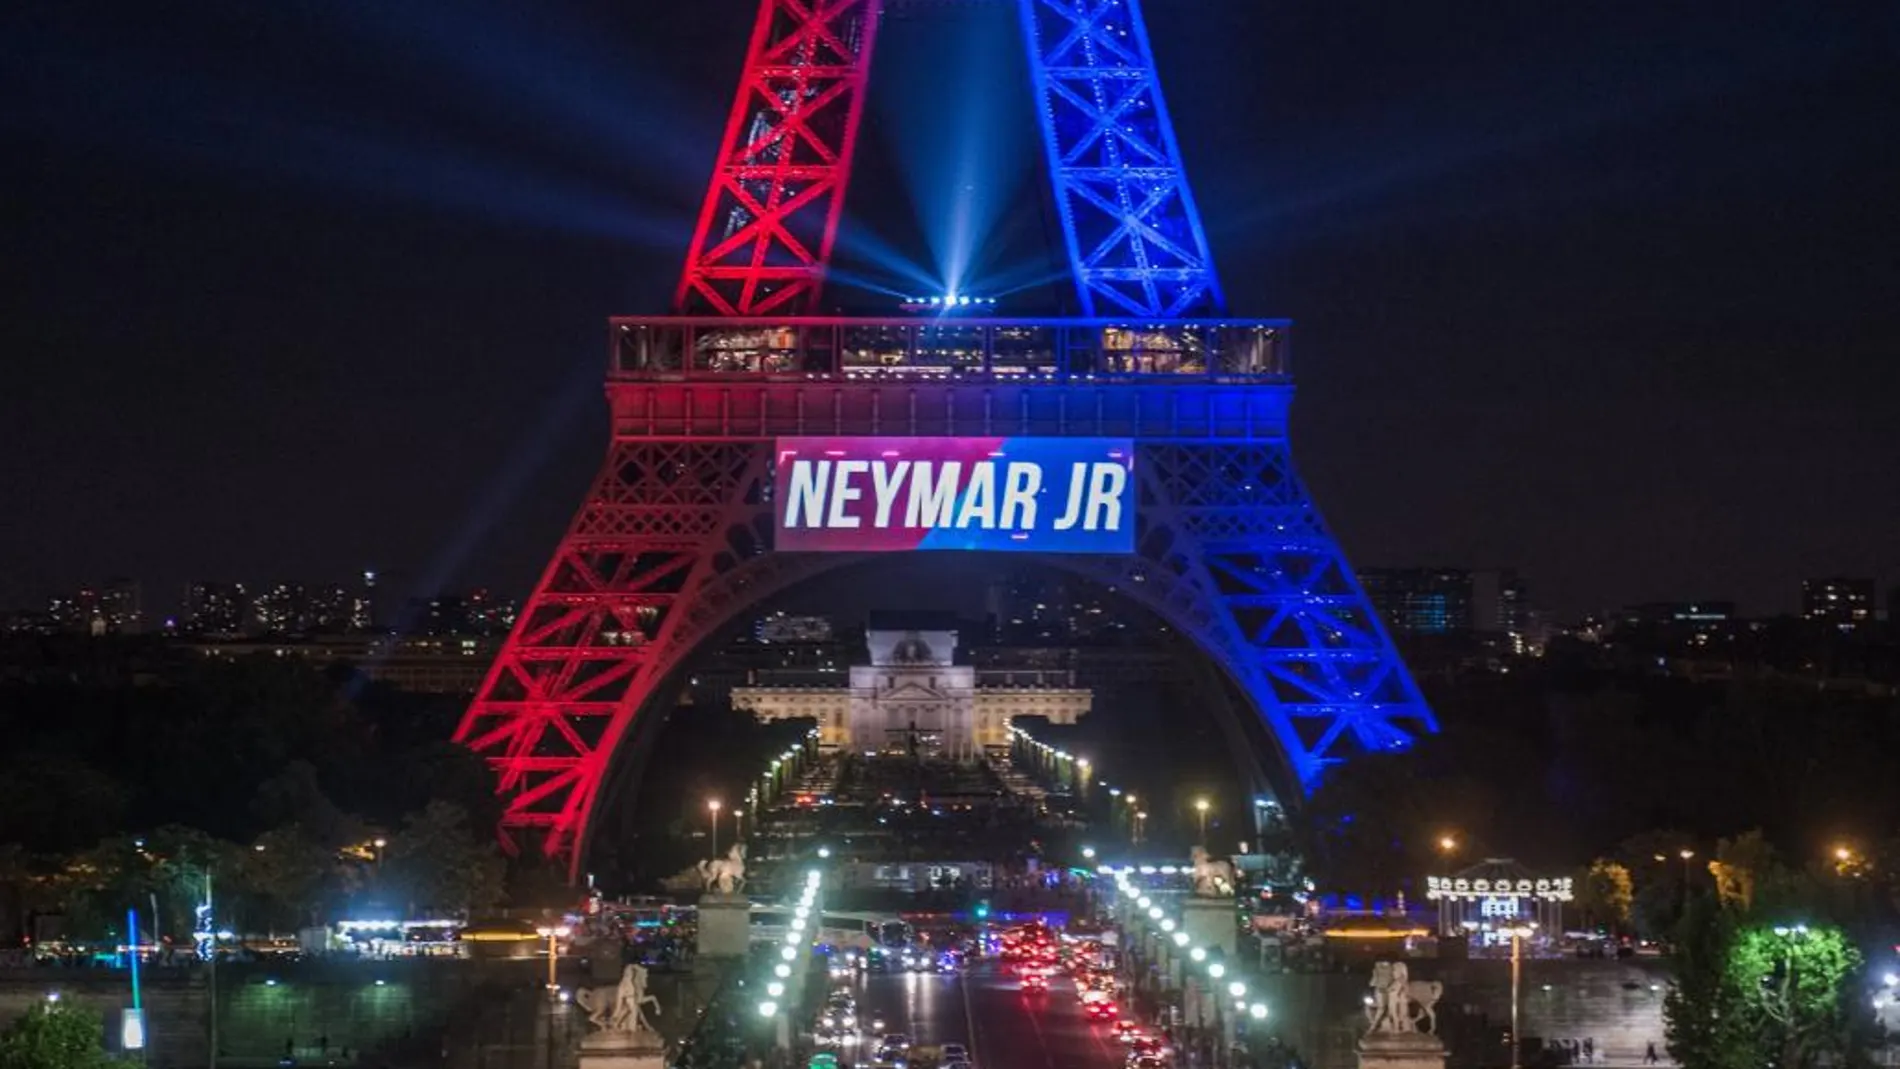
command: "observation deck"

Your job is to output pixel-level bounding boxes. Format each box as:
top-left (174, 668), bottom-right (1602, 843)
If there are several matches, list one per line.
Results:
top-left (611, 316), bottom-right (1289, 382)
top-left (605, 316), bottom-right (1295, 440)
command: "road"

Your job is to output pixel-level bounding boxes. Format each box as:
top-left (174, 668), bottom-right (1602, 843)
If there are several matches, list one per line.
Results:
top-left (839, 962), bottom-right (1128, 1069)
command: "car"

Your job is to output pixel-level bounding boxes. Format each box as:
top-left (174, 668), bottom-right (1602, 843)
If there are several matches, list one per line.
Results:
top-left (1114, 1020), bottom-right (1140, 1043)
top-left (1128, 1036), bottom-right (1165, 1061)
top-left (1132, 1057), bottom-right (1167, 1069)
top-left (1085, 1001), bottom-right (1118, 1020)
top-left (1021, 973), bottom-right (1048, 991)
top-left (879, 1034), bottom-right (912, 1052)
top-left (940, 1044), bottom-right (970, 1063)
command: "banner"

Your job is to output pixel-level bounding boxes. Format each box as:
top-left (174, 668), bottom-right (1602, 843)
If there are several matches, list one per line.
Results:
top-left (773, 437), bottom-right (1135, 553)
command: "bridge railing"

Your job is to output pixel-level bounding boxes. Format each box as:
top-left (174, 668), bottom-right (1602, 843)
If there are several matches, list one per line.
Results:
top-left (610, 316), bottom-right (1290, 383)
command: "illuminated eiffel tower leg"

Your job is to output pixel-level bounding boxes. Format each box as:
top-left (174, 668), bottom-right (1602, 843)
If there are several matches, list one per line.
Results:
top-left (1019, 0), bottom-right (1224, 317)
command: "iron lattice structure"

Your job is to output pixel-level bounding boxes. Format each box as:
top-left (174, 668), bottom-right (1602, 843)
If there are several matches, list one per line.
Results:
top-left (457, 2), bottom-right (1434, 876)
top-left (1019, 0), bottom-right (1223, 316)
top-left (677, 0), bottom-right (882, 315)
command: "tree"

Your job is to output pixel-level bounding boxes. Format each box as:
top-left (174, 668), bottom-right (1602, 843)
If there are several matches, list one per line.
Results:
top-left (1663, 895), bottom-right (1750, 1069)
top-left (1708, 830), bottom-right (1775, 912)
top-left (1665, 898), bottom-right (1864, 1069)
top-left (0, 1002), bottom-right (120, 1069)
top-left (1734, 924), bottom-right (1862, 1069)
top-left (381, 801), bottom-right (505, 917)
top-left (1575, 858), bottom-right (1633, 932)
top-left (237, 825), bottom-right (338, 932)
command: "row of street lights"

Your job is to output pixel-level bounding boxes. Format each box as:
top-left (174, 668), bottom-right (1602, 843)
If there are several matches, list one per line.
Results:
top-left (1111, 871), bottom-right (1268, 1032)
top-left (748, 731), bottom-right (821, 816)
top-left (757, 868), bottom-right (825, 1027)
top-left (1011, 728), bottom-right (1236, 847)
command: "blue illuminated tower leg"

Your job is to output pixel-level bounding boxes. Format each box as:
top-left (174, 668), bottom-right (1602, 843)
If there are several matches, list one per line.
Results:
top-left (1103, 438), bottom-right (1439, 790)
top-left (1018, 0), bottom-right (1225, 316)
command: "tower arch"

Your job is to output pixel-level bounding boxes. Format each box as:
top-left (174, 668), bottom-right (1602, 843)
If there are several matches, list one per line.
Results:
top-left (454, 0), bottom-right (1435, 878)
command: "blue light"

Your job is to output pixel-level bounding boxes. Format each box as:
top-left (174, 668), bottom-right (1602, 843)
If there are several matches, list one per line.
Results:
top-left (1019, 0), bottom-right (1224, 316)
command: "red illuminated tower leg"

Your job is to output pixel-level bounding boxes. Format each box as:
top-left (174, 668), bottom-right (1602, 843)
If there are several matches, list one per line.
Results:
top-left (676, 0), bottom-right (884, 315)
top-left (454, 440), bottom-right (778, 866)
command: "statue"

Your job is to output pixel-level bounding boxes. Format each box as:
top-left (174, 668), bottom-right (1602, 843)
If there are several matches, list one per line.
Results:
top-left (1189, 846), bottom-right (1237, 897)
top-left (698, 843), bottom-right (747, 895)
top-left (577, 964), bottom-right (663, 1039)
top-left (1364, 961), bottom-right (1442, 1036)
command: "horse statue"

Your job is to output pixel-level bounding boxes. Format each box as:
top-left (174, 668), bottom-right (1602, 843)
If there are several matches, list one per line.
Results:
top-left (698, 843), bottom-right (747, 895)
top-left (1364, 961), bottom-right (1443, 1036)
top-left (576, 963), bottom-right (662, 1038)
top-left (1189, 846), bottom-right (1237, 897)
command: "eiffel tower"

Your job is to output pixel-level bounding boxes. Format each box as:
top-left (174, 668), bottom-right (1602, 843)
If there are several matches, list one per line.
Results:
top-left (454, 0), bottom-right (1436, 877)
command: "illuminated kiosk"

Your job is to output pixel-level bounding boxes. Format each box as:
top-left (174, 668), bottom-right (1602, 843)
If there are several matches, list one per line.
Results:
top-left (1425, 859), bottom-right (1572, 953)
top-left (453, 0), bottom-right (1436, 878)
top-left (731, 622), bottom-right (1090, 760)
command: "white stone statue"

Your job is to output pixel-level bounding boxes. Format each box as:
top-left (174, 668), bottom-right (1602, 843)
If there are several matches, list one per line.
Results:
top-left (1364, 961), bottom-right (1442, 1036)
top-left (577, 963), bottom-right (662, 1038)
top-left (698, 843), bottom-right (747, 895)
top-left (1189, 846), bottom-right (1237, 897)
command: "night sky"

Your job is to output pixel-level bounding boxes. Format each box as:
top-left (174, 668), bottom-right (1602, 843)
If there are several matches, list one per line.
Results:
top-left (3, 0), bottom-right (1896, 620)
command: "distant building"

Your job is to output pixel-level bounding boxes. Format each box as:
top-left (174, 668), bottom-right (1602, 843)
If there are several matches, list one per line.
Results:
top-left (252, 582), bottom-right (307, 635)
top-left (1619, 601), bottom-right (1736, 649)
top-left (756, 612), bottom-right (835, 644)
top-left (983, 569), bottom-right (1130, 645)
top-left (1471, 570), bottom-right (1529, 639)
top-left (46, 578), bottom-right (142, 635)
top-left (184, 581), bottom-right (250, 635)
top-left (183, 634), bottom-right (499, 693)
top-left (308, 584), bottom-right (355, 633)
top-left (1802, 577), bottom-right (1875, 634)
top-left (352, 570), bottom-right (378, 632)
top-left (733, 618), bottom-right (1089, 761)
top-left (467, 588), bottom-right (518, 635)
top-left (1360, 568), bottom-right (1473, 636)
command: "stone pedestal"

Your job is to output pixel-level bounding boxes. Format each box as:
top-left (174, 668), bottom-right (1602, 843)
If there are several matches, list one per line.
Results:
top-left (697, 894), bottom-right (752, 960)
top-left (578, 1033), bottom-right (667, 1069)
top-left (1181, 896), bottom-right (1237, 959)
top-left (1356, 1032), bottom-right (1447, 1069)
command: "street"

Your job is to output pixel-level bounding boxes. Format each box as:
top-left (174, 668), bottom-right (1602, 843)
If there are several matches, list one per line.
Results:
top-left (844, 962), bottom-right (1129, 1069)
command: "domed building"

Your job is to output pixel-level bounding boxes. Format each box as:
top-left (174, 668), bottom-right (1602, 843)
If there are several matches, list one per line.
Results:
top-left (732, 615), bottom-right (1089, 762)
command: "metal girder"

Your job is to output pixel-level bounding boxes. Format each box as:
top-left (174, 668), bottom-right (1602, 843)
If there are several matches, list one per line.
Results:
top-left (676, 0), bottom-right (884, 316)
top-left (452, 442), bottom-right (776, 866)
top-left (457, 431), bottom-right (1434, 876)
top-left (1018, 0), bottom-right (1225, 316)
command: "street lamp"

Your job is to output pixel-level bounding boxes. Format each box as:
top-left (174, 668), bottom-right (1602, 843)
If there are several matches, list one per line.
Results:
top-left (1135, 811), bottom-right (1148, 845)
top-left (708, 799), bottom-right (723, 859)
top-left (1195, 798), bottom-right (1211, 844)
top-left (1500, 922), bottom-right (1537, 1069)
top-left (1679, 848), bottom-right (1696, 911)
top-left (535, 925), bottom-right (571, 993)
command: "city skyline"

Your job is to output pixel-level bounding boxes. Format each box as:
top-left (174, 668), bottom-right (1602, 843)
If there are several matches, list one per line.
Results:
top-left (4, 1), bottom-right (1897, 618)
